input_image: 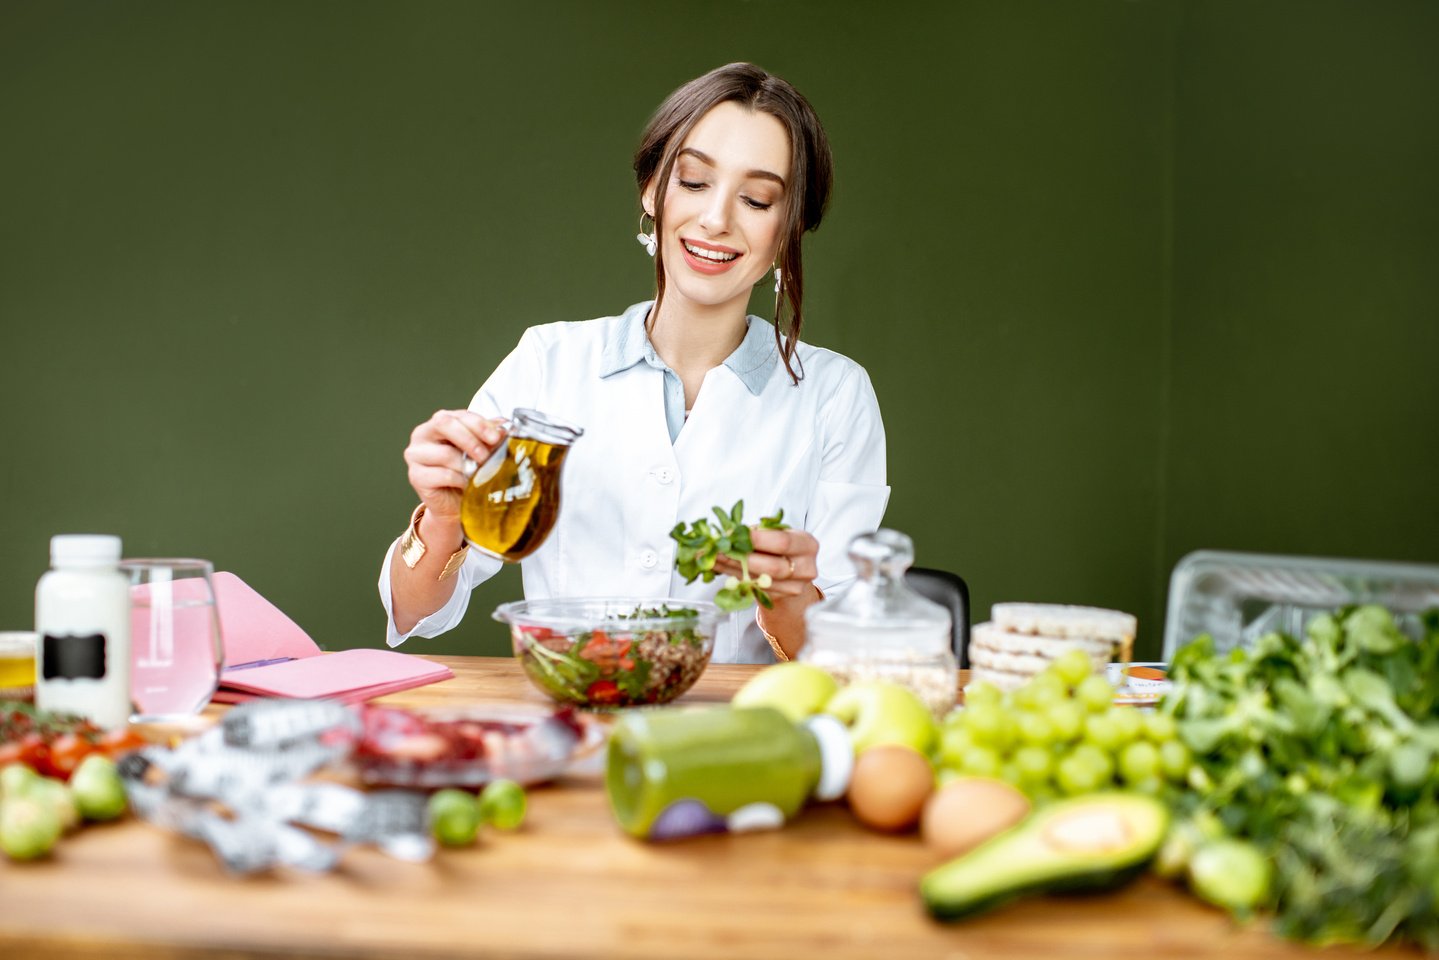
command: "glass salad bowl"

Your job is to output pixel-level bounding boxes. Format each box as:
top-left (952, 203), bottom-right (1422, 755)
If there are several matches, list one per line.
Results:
top-left (494, 598), bottom-right (723, 708)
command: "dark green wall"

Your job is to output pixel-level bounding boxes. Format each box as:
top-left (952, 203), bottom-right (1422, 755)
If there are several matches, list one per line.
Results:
top-left (1, 1), bottom-right (1434, 660)
top-left (1163, 0), bottom-right (1439, 577)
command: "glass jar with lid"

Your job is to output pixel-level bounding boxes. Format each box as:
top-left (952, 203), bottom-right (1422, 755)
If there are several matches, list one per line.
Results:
top-left (799, 529), bottom-right (957, 716)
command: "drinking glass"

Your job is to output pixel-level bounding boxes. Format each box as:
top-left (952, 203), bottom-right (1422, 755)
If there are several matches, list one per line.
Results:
top-left (122, 558), bottom-right (224, 722)
top-left (0, 631), bottom-right (38, 701)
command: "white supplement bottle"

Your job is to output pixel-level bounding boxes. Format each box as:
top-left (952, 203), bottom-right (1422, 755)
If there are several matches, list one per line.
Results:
top-left (35, 534), bottom-right (132, 728)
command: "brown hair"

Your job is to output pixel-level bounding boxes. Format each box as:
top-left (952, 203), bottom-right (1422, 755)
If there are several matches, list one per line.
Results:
top-left (634, 62), bottom-right (834, 384)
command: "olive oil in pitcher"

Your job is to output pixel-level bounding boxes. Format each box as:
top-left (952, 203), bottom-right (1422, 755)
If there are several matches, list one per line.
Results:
top-left (459, 408), bottom-right (583, 562)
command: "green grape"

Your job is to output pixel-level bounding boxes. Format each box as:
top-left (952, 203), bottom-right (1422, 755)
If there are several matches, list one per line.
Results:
top-left (1045, 700), bottom-right (1085, 742)
top-left (1142, 711), bottom-right (1177, 743)
top-left (938, 726), bottom-right (976, 768)
top-left (1050, 648), bottom-right (1093, 687)
top-left (1026, 673), bottom-right (1068, 709)
top-left (428, 789), bottom-right (482, 847)
top-left (960, 746), bottom-right (1003, 778)
top-left (1118, 740), bottom-right (1161, 784)
top-left (1159, 739), bottom-right (1192, 782)
top-left (1010, 683), bottom-right (1038, 711)
top-left (1013, 745), bottom-right (1053, 784)
top-left (999, 762), bottom-right (1024, 786)
top-left (1130, 775), bottom-right (1165, 796)
top-left (1055, 754), bottom-right (1107, 795)
top-left (1109, 706), bottom-right (1143, 745)
top-left (964, 681), bottom-right (1002, 710)
top-left (962, 704), bottom-right (1005, 746)
top-left (1076, 674), bottom-right (1115, 713)
top-left (1069, 743), bottom-right (1115, 784)
top-left (1015, 711), bottom-right (1054, 747)
top-left (936, 766), bottom-right (965, 789)
top-left (1027, 785), bottom-right (1059, 808)
top-left (1083, 713), bottom-right (1125, 753)
top-left (940, 707), bottom-right (967, 730)
top-left (478, 779), bottom-right (527, 831)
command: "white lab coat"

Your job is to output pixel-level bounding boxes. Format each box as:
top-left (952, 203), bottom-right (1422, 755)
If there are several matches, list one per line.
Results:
top-left (380, 302), bottom-right (889, 663)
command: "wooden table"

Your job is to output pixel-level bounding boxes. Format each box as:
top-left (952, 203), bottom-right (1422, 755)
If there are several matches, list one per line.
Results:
top-left (0, 657), bottom-right (1420, 959)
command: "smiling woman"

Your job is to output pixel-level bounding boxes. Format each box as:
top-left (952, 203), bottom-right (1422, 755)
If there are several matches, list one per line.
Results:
top-left (381, 63), bottom-right (888, 665)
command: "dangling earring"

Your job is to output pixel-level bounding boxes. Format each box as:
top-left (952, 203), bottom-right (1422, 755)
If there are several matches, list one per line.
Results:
top-left (636, 213), bottom-right (656, 257)
top-left (773, 266), bottom-right (783, 294)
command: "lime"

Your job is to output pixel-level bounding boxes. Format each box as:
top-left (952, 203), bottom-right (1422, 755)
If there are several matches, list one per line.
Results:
top-left (1189, 838), bottom-right (1272, 915)
top-left (478, 779), bottom-right (527, 831)
top-left (428, 788), bottom-right (481, 847)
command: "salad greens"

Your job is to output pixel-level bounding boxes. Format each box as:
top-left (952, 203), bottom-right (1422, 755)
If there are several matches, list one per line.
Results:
top-left (1161, 605), bottom-right (1439, 948)
top-left (670, 500), bottom-right (789, 612)
top-left (517, 604), bottom-right (705, 707)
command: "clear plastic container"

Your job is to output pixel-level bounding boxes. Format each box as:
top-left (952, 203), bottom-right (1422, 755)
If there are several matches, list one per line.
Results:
top-left (1162, 550), bottom-right (1439, 661)
top-left (800, 530), bottom-right (957, 716)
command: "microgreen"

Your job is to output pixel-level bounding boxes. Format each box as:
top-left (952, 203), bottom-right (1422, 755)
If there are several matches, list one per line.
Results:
top-left (669, 500), bottom-right (789, 612)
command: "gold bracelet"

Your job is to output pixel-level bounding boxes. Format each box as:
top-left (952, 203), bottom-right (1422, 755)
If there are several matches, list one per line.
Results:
top-left (399, 504), bottom-right (469, 581)
top-left (757, 584), bottom-right (824, 663)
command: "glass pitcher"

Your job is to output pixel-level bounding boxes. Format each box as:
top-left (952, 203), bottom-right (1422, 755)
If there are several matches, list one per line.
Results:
top-left (460, 408), bottom-right (583, 562)
top-left (800, 529), bottom-right (957, 716)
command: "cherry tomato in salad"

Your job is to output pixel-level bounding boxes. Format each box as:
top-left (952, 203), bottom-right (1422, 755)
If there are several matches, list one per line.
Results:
top-left (585, 680), bottom-right (622, 706)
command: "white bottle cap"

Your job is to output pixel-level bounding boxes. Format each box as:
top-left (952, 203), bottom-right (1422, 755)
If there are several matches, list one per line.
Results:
top-left (50, 534), bottom-right (123, 567)
top-left (803, 713), bottom-right (855, 802)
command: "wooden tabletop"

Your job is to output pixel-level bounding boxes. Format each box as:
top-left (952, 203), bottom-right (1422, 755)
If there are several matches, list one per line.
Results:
top-left (0, 656), bottom-right (1421, 959)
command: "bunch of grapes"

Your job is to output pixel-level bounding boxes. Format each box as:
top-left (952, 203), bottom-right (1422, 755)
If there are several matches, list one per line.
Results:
top-left (939, 649), bottom-right (1190, 804)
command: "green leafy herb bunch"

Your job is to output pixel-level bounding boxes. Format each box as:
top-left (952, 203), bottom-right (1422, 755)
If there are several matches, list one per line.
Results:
top-left (1161, 605), bottom-right (1439, 949)
top-left (670, 500), bottom-right (789, 612)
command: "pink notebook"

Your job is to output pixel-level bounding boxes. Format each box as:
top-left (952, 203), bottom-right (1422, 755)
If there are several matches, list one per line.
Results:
top-left (211, 573), bottom-right (453, 703)
top-left (215, 648), bottom-right (453, 704)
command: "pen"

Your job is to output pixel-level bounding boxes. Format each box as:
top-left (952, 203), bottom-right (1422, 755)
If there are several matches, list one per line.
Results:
top-left (223, 657), bottom-right (296, 672)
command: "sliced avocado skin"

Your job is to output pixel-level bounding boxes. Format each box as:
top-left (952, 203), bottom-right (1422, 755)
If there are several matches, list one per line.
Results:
top-left (921, 792), bottom-right (1168, 922)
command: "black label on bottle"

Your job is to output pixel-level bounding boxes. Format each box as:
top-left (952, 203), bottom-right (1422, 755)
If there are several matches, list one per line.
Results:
top-left (42, 633), bottom-right (108, 680)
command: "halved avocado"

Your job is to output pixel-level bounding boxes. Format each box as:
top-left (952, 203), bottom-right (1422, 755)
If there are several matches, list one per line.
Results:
top-left (920, 792), bottom-right (1169, 921)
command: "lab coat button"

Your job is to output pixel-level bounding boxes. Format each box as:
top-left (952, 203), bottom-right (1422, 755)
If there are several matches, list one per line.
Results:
top-left (639, 549), bottom-right (659, 569)
top-left (653, 468), bottom-right (674, 485)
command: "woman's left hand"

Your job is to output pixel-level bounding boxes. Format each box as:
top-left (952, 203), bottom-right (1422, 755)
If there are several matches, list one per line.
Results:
top-left (741, 526), bottom-right (820, 602)
top-left (714, 526), bottom-right (822, 660)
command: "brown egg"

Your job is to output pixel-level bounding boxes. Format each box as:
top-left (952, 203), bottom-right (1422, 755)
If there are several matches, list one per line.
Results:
top-left (846, 744), bottom-right (934, 832)
top-left (921, 777), bottom-right (1031, 857)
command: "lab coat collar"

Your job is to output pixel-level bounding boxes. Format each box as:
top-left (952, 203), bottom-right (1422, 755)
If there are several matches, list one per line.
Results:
top-left (599, 300), bottom-right (777, 396)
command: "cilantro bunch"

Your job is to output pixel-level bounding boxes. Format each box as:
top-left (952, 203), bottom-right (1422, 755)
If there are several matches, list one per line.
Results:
top-left (670, 500), bottom-right (789, 612)
top-left (1162, 605), bottom-right (1439, 949)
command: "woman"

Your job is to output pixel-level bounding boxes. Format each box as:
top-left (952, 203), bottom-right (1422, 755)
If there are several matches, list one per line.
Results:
top-left (380, 63), bottom-right (888, 663)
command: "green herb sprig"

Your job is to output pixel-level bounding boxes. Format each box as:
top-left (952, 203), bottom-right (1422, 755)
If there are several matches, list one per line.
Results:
top-left (670, 500), bottom-right (789, 612)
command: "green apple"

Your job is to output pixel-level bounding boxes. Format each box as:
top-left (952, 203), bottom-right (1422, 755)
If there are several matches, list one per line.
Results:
top-left (823, 680), bottom-right (938, 756)
top-left (732, 662), bottom-right (840, 723)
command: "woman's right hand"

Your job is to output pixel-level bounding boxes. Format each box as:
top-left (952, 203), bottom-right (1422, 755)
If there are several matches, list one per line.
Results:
top-left (403, 409), bottom-right (508, 523)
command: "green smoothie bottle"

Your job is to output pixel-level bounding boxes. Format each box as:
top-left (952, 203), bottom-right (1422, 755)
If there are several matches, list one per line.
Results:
top-left (605, 705), bottom-right (852, 841)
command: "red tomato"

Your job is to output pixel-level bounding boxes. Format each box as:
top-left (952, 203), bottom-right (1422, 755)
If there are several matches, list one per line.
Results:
top-left (19, 733), bottom-right (54, 778)
top-left (47, 733), bottom-right (93, 779)
top-left (585, 680), bottom-right (622, 706)
top-left (97, 727), bottom-right (149, 758)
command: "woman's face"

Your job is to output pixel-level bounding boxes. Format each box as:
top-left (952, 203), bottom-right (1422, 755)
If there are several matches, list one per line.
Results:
top-left (645, 101), bottom-right (791, 318)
